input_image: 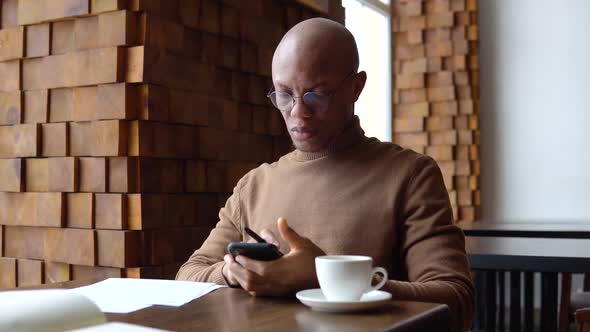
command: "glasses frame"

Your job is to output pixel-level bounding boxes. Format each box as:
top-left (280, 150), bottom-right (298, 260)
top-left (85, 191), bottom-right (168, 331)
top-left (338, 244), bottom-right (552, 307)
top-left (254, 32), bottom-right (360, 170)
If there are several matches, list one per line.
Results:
top-left (266, 71), bottom-right (357, 113)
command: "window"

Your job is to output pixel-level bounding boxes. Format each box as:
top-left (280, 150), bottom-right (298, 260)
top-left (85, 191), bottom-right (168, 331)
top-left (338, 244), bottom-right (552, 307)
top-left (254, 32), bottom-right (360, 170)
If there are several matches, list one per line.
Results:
top-left (342, 0), bottom-right (392, 142)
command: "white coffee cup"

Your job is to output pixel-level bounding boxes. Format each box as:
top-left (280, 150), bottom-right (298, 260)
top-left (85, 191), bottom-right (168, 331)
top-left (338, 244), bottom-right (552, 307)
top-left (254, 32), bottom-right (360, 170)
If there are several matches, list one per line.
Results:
top-left (315, 255), bottom-right (388, 301)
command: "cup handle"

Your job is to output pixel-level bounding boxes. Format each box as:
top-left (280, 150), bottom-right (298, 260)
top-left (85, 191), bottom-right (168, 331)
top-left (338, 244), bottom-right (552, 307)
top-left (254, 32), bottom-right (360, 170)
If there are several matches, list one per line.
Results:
top-left (367, 267), bottom-right (388, 292)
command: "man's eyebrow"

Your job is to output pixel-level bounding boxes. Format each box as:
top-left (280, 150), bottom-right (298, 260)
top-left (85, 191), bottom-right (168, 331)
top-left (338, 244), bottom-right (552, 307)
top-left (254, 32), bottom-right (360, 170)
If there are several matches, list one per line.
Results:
top-left (274, 80), bottom-right (330, 91)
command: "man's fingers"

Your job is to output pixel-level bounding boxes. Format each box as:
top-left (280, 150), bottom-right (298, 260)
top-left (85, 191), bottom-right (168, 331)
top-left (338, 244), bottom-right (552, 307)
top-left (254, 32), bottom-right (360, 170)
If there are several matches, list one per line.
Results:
top-left (260, 229), bottom-right (280, 247)
top-left (235, 255), bottom-right (265, 276)
top-left (277, 217), bottom-right (307, 251)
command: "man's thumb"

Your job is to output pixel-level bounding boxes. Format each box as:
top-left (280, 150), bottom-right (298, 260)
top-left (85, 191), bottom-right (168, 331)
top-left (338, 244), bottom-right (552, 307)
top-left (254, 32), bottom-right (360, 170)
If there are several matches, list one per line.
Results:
top-left (277, 217), bottom-right (305, 250)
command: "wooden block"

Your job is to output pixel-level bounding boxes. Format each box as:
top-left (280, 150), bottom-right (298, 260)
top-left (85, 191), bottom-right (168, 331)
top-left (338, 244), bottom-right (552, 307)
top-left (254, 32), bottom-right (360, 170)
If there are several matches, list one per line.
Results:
top-left (0, 158), bottom-right (23, 192)
top-left (69, 121), bottom-right (92, 156)
top-left (425, 28), bottom-right (451, 43)
top-left (79, 157), bottom-right (107, 192)
top-left (457, 189), bottom-right (473, 206)
top-left (425, 145), bottom-right (454, 161)
top-left (454, 71), bottom-right (469, 86)
top-left (399, 15), bottom-right (426, 31)
top-left (41, 122), bottom-right (68, 157)
top-left (454, 115), bottom-right (469, 130)
top-left (0, 59), bottom-right (20, 92)
top-left (443, 55), bottom-right (466, 71)
top-left (108, 157), bottom-right (139, 193)
top-left (48, 157), bottom-right (78, 192)
top-left (426, 13), bottom-right (454, 29)
top-left (0, 26), bottom-right (24, 61)
top-left (1, 0), bottom-right (18, 29)
top-left (395, 102), bottom-right (429, 118)
top-left (97, 83), bottom-right (138, 120)
top-left (25, 23), bottom-right (50, 58)
top-left (95, 193), bottom-right (127, 229)
top-left (25, 158), bottom-right (48, 192)
top-left (139, 84), bottom-right (169, 121)
top-left (451, 0), bottom-right (465, 11)
top-left (0, 123), bottom-right (39, 158)
top-left (425, 0), bottom-right (450, 13)
top-left (399, 89), bottom-right (427, 104)
top-left (127, 193), bottom-right (165, 230)
top-left (144, 229), bottom-right (175, 265)
top-left (66, 193), bottom-right (94, 229)
top-left (426, 56), bottom-right (443, 72)
top-left (394, 132), bottom-right (428, 147)
top-left (71, 265), bottom-right (122, 279)
top-left (184, 160), bottom-right (206, 192)
top-left (427, 86), bottom-right (455, 102)
top-left (395, 44), bottom-right (424, 60)
top-left (91, 0), bottom-right (126, 14)
top-left (458, 129), bottom-right (475, 144)
top-left (426, 116), bottom-right (454, 131)
top-left (4, 226), bottom-right (45, 259)
top-left (453, 39), bottom-right (468, 55)
top-left (45, 228), bottom-right (96, 266)
top-left (169, 90), bottom-right (208, 125)
top-left (399, 58), bottom-right (427, 74)
top-left (455, 160), bottom-right (471, 176)
top-left (467, 0), bottom-right (477, 11)
top-left (396, 74), bottom-right (424, 90)
top-left (178, 0), bottom-right (200, 29)
top-left (430, 130), bottom-right (457, 145)
top-left (49, 88), bottom-right (73, 122)
top-left (456, 85), bottom-right (472, 101)
top-left (97, 230), bottom-right (141, 267)
top-left (72, 86), bottom-right (97, 121)
top-left (452, 25), bottom-right (466, 41)
top-left (396, 31), bottom-right (423, 45)
top-left (221, 4), bottom-right (238, 38)
top-left (0, 225), bottom-right (3, 256)
top-left (252, 106), bottom-right (269, 135)
top-left (51, 21), bottom-right (75, 55)
top-left (0, 257), bottom-right (17, 289)
top-left (426, 41), bottom-right (453, 57)
top-left (394, 117), bottom-right (424, 133)
top-left (0, 90), bottom-right (22, 124)
top-left (125, 265), bottom-right (163, 279)
top-left (24, 89), bottom-right (48, 123)
top-left (17, 258), bottom-right (44, 287)
top-left (431, 101), bottom-right (458, 116)
top-left (18, 0), bottom-right (90, 25)
top-left (98, 10), bottom-right (138, 48)
top-left (427, 71), bottom-right (454, 87)
top-left (92, 120), bottom-right (128, 156)
top-left (200, 0), bottom-right (220, 34)
top-left (45, 261), bottom-right (71, 283)
top-left (459, 206), bottom-right (476, 222)
top-left (138, 158), bottom-right (184, 192)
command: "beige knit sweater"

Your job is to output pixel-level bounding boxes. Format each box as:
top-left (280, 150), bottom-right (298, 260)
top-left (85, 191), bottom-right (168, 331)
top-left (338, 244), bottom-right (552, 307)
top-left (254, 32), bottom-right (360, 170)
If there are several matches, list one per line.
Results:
top-left (177, 116), bottom-right (474, 331)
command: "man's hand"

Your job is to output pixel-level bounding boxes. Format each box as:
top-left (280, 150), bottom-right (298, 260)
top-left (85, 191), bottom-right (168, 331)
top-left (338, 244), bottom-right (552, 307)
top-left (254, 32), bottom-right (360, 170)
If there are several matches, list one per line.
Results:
top-left (222, 217), bottom-right (325, 296)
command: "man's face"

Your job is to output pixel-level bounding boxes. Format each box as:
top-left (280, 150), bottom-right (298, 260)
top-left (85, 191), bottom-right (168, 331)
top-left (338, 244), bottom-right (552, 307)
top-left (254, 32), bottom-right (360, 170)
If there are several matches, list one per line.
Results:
top-left (272, 65), bottom-right (358, 152)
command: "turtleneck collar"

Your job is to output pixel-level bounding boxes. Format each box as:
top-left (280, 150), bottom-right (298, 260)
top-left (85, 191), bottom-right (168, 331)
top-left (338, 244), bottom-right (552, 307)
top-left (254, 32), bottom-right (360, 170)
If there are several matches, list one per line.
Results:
top-left (290, 115), bottom-right (366, 161)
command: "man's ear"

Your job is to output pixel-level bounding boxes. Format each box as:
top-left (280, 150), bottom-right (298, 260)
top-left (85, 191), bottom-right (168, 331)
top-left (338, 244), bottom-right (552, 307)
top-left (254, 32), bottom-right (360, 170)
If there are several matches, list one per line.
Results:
top-left (351, 71), bottom-right (367, 102)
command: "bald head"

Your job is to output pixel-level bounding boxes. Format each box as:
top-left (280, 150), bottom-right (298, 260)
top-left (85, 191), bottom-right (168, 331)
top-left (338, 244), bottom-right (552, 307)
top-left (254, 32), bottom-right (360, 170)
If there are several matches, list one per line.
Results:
top-left (272, 18), bottom-right (359, 80)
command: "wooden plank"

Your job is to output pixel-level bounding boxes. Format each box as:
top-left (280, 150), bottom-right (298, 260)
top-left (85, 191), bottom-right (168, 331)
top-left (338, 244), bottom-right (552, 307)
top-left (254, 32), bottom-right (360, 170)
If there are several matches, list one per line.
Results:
top-left (0, 123), bottom-right (40, 157)
top-left (66, 193), bottom-right (94, 229)
top-left (394, 132), bottom-right (428, 147)
top-left (125, 265), bottom-right (162, 279)
top-left (425, 41), bottom-right (453, 57)
top-left (0, 59), bottom-right (20, 91)
top-left (426, 13), bottom-right (454, 29)
top-left (426, 116), bottom-right (454, 131)
top-left (25, 158), bottom-right (48, 192)
top-left (0, 90), bottom-right (21, 124)
top-left (24, 89), bottom-right (48, 123)
top-left (17, 258), bottom-right (44, 287)
top-left (41, 122), bottom-right (68, 157)
top-left (137, 158), bottom-right (183, 192)
top-left (90, 0), bottom-right (126, 14)
top-left (0, 257), bottom-right (17, 289)
top-left (71, 265), bottom-right (122, 279)
top-left (430, 130), bottom-right (458, 145)
top-left (427, 71), bottom-right (454, 87)
top-left (1, 0), bottom-right (18, 29)
top-left (44, 228), bottom-right (96, 266)
top-left (79, 157), bottom-right (107, 192)
top-left (51, 21), bottom-right (75, 55)
top-left (45, 261), bottom-right (71, 283)
top-left (399, 88), bottom-right (427, 104)
top-left (97, 230), bottom-right (141, 267)
top-left (72, 86), bottom-right (97, 121)
top-left (0, 26), bottom-right (24, 61)
top-left (25, 23), bottom-right (50, 58)
top-left (179, 0), bottom-right (200, 29)
top-left (431, 100), bottom-right (458, 116)
top-left (108, 157), bottom-right (138, 193)
top-left (426, 145), bottom-right (454, 161)
top-left (395, 102), bottom-right (429, 118)
top-left (48, 157), bottom-right (78, 192)
top-left (92, 120), bottom-right (129, 156)
top-left (98, 10), bottom-right (138, 48)
top-left (394, 117), bottom-right (424, 133)
top-left (18, 0), bottom-right (90, 25)
top-left (0, 158), bottom-right (23, 192)
top-left (138, 84), bottom-right (169, 121)
top-left (399, 58), bottom-right (427, 74)
top-left (95, 193), bottom-right (127, 229)
top-left (97, 83), bottom-right (138, 120)
top-left (69, 121), bottom-right (92, 156)
top-left (200, 0), bottom-right (220, 34)
top-left (4, 226), bottom-right (45, 260)
top-left (427, 86), bottom-right (456, 102)
top-left (127, 193), bottom-right (165, 230)
top-left (184, 160), bottom-right (206, 193)
top-left (49, 88), bottom-right (74, 122)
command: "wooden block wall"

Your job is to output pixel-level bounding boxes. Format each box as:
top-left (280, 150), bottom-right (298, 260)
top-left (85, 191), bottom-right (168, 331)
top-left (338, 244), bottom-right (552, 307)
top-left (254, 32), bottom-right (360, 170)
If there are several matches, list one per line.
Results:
top-left (392, 0), bottom-right (480, 223)
top-left (0, 0), bottom-right (343, 289)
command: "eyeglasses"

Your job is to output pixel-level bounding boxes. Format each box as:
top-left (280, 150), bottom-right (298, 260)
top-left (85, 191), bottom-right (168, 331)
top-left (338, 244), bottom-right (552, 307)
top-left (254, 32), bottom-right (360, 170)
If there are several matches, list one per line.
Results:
top-left (267, 71), bottom-right (357, 113)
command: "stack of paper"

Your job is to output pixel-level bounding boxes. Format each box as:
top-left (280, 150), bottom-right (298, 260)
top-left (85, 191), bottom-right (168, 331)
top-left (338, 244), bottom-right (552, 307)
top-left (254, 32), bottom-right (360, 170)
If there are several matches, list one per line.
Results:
top-left (68, 278), bottom-right (226, 314)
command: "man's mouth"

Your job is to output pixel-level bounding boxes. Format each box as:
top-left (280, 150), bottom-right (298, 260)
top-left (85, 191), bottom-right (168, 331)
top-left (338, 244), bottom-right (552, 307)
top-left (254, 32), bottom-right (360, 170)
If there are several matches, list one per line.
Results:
top-left (291, 127), bottom-right (317, 141)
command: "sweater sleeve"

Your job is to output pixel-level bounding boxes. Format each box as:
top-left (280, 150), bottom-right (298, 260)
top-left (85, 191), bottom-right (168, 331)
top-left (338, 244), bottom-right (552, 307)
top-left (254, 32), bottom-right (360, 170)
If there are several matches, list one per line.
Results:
top-left (175, 175), bottom-right (246, 284)
top-left (383, 156), bottom-right (475, 332)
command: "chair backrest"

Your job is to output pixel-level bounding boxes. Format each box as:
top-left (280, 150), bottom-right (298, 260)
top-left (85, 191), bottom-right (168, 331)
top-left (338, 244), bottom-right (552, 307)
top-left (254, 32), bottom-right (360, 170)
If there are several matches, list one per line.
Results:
top-left (584, 273), bottom-right (590, 292)
top-left (576, 308), bottom-right (590, 332)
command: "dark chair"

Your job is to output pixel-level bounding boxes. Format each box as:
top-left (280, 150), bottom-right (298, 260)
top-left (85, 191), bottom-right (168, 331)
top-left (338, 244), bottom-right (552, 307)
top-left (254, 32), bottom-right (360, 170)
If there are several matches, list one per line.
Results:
top-left (559, 273), bottom-right (590, 332)
top-left (575, 307), bottom-right (590, 332)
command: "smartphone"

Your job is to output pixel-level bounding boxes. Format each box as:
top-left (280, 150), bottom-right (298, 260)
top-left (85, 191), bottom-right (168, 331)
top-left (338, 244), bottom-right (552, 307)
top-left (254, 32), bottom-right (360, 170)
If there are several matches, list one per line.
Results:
top-left (227, 242), bottom-right (283, 261)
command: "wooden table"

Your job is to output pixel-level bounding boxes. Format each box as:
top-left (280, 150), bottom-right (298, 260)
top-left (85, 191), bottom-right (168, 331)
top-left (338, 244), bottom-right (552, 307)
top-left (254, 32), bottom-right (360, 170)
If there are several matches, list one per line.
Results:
top-left (466, 236), bottom-right (590, 332)
top-left (31, 279), bottom-right (452, 332)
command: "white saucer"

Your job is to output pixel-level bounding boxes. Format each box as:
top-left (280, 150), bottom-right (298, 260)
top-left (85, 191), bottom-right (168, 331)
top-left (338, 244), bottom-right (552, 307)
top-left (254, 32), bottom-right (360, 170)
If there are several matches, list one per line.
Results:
top-left (295, 288), bottom-right (392, 313)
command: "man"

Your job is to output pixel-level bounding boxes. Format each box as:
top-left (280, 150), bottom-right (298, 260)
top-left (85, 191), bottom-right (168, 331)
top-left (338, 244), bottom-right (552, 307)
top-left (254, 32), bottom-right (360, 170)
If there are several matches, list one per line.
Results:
top-left (177, 18), bottom-right (474, 331)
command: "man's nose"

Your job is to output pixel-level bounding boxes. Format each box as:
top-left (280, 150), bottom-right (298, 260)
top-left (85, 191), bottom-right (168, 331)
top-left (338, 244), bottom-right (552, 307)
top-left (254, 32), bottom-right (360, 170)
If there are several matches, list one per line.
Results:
top-left (289, 98), bottom-right (313, 118)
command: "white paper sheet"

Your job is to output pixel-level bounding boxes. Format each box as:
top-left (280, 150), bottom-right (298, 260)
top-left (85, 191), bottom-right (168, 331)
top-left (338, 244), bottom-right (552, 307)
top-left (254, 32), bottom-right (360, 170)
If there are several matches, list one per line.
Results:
top-left (67, 322), bottom-right (172, 332)
top-left (68, 278), bottom-right (226, 313)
